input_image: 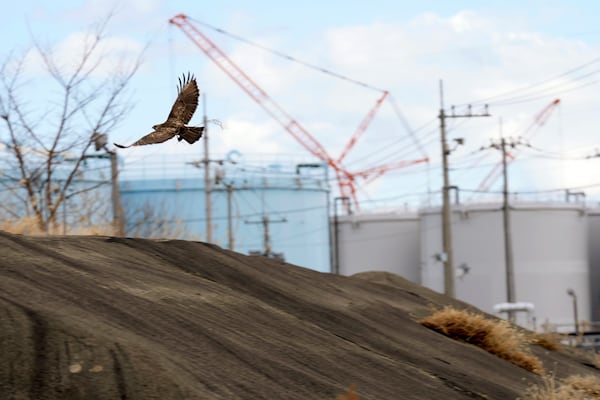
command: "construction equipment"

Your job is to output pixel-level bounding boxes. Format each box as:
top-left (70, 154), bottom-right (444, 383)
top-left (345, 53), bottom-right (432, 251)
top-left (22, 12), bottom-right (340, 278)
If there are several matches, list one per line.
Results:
top-left (169, 13), bottom-right (428, 212)
top-left (478, 99), bottom-right (560, 192)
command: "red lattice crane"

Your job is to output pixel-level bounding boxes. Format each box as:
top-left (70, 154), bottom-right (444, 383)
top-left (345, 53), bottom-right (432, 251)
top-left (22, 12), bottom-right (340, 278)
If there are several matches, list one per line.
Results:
top-left (169, 14), bottom-right (428, 211)
top-left (478, 98), bottom-right (561, 192)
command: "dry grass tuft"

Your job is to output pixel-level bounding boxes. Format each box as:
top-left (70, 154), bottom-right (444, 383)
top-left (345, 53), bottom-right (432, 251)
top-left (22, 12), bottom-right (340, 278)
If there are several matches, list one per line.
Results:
top-left (563, 375), bottom-right (600, 397)
top-left (419, 306), bottom-right (544, 374)
top-left (523, 374), bottom-right (600, 399)
top-left (1, 217), bottom-right (116, 236)
top-left (336, 385), bottom-right (359, 400)
top-left (530, 333), bottom-right (563, 351)
top-left (68, 224), bottom-right (115, 236)
top-left (1, 217), bottom-right (45, 235)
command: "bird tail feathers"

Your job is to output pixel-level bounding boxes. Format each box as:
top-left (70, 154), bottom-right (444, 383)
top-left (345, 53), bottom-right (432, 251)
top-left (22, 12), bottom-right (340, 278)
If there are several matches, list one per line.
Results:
top-left (178, 126), bottom-right (204, 144)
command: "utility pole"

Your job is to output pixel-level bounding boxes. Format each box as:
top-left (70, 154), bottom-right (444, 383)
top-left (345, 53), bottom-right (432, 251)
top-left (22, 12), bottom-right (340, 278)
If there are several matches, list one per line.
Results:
top-left (109, 149), bottom-right (125, 236)
top-left (72, 133), bottom-right (124, 236)
top-left (438, 80), bottom-right (490, 297)
top-left (439, 82), bottom-right (454, 298)
top-left (481, 130), bottom-right (526, 322)
top-left (500, 136), bottom-right (515, 317)
top-left (203, 94), bottom-right (212, 243)
top-left (500, 135), bottom-right (515, 318)
top-left (226, 182), bottom-right (234, 250)
top-left (195, 162), bottom-right (237, 248)
top-left (246, 215), bottom-right (287, 258)
top-left (262, 215), bottom-right (272, 257)
top-left (333, 196), bottom-right (351, 275)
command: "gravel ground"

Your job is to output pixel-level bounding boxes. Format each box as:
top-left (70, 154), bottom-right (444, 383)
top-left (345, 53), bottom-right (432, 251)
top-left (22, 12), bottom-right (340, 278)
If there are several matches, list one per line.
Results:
top-left (0, 231), bottom-right (598, 399)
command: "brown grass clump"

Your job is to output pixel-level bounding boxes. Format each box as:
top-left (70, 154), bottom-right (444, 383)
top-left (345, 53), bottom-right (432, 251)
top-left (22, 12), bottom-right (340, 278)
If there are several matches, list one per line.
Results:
top-left (1, 217), bottom-right (45, 235)
top-left (336, 385), bottom-right (359, 400)
top-left (563, 375), bottom-right (600, 397)
top-left (530, 333), bottom-right (563, 351)
top-left (419, 306), bottom-right (544, 374)
top-left (523, 374), bottom-right (600, 399)
top-left (0, 217), bottom-right (116, 236)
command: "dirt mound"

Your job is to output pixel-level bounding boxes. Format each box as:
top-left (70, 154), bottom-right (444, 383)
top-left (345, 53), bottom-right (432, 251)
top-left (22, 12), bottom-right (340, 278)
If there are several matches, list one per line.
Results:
top-left (0, 232), bottom-right (597, 399)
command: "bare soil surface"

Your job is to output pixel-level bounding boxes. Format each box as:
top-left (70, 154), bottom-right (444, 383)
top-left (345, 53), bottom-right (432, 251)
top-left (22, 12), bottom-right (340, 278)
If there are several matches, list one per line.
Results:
top-left (1, 231), bottom-right (598, 399)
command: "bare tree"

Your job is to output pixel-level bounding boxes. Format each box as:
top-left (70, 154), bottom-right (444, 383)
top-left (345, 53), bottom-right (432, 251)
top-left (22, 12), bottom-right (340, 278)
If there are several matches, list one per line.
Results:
top-left (123, 198), bottom-right (201, 241)
top-left (0, 15), bottom-right (142, 233)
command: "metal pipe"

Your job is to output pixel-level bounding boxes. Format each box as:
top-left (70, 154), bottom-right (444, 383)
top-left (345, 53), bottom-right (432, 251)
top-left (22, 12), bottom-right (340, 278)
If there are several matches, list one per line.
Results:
top-left (565, 189), bottom-right (586, 204)
top-left (567, 288), bottom-right (580, 337)
top-left (448, 185), bottom-right (460, 204)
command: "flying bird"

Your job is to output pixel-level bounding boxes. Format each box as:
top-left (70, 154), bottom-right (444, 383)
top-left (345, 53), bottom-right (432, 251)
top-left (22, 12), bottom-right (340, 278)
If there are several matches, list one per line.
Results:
top-left (114, 72), bottom-right (204, 148)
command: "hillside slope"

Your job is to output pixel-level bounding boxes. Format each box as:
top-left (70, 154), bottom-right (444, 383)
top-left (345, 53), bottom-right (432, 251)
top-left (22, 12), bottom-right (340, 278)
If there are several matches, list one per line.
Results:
top-left (0, 231), bottom-right (597, 399)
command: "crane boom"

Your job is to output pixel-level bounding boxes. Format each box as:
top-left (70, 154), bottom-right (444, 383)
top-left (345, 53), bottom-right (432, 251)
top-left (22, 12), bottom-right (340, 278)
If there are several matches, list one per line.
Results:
top-left (170, 13), bottom-right (428, 212)
top-left (169, 14), bottom-right (331, 162)
top-left (355, 157), bottom-right (430, 185)
top-left (337, 90), bottom-right (388, 163)
top-left (478, 98), bottom-right (560, 191)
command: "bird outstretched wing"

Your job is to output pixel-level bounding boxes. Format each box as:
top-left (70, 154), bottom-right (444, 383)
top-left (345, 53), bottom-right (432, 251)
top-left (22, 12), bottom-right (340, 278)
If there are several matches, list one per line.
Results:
top-left (113, 72), bottom-right (200, 149)
top-left (165, 72), bottom-right (199, 126)
top-left (114, 129), bottom-right (176, 148)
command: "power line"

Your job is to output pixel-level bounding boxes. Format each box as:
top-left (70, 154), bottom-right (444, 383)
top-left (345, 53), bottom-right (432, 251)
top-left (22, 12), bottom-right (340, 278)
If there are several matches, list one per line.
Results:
top-left (186, 16), bottom-right (386, 93)
top-left (525, 145), bottom-right (592, 160)
top-left (489, 80), bottom-right (597, 107)
top-left (388, 94), bottom-right (429, 158)
top-left (465, 56), bottom-right (600, 106)
top-left (460, 179), bottom-right (600, 195)
top-left (180, 15), bottom-right (428, 173)
top-left (342, 120), bottom-right (438, 169)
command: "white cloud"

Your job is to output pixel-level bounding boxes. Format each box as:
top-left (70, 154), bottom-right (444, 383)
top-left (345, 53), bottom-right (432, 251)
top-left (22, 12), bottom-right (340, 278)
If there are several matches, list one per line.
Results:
top-left (63, 0), bottom-right (163, 26)
top-left (16, 28), bottom-right (145, 82)
top-left (114, 8), bottom-right (600, 205)
top-left (216, 117), bottom-right (287, 155)
top-left (49, 31), bottom-right (144, 78)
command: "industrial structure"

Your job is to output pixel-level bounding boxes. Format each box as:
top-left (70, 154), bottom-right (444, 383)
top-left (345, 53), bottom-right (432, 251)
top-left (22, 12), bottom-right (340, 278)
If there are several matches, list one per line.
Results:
top-left (589, 208), bottom-right (600, 322)
top-left (1, 11), bottom-right (595, 341)
top-left (420, 202), bottom-right (590, 330)
top-left (333, 211), bottom-right (420, 282)
top-left (168, 13), bottom-right (428, 212)
top-left (118, 152), bottom-right (331, 273)
top-left (330, 200), bottom-right (597, 334)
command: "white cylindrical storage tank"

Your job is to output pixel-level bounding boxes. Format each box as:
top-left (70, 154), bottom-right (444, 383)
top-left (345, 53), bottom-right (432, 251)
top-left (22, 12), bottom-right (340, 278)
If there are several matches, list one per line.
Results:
top-left (420, 202), bottom-right (590, 330)
top-left (334, 212), bottom-right (420, 282)
top-left (589, 208), bottom-right (600, 322)
top-left (118, 153), bottom-right (331, 273)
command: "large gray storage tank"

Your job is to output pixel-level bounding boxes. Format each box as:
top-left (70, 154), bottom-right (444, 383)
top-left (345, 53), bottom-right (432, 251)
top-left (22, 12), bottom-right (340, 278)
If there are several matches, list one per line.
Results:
top-left (420, 202), bottom-right (590, 330)
top-left (333, 211), bottom-right (420, 282)
top-left (589, 208), bottom-right (600, 322)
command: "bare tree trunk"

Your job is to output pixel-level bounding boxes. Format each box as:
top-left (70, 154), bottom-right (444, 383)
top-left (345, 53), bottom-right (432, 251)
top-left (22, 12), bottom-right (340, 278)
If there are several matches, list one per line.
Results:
top-left (0, 13), bottom-right (142, 234)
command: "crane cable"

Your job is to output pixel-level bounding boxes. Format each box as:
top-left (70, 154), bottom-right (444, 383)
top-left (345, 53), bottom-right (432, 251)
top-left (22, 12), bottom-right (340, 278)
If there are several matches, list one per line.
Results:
top-left (186, 16), bottom-right (386, 93)
top-left (461, 56), bottom-right (600, 106)
top-left (184, 15), bottom-right (429, 165)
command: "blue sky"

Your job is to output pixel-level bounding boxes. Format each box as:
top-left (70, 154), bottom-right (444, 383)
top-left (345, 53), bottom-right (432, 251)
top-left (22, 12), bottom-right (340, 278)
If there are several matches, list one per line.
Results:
top-left (2, 1), bottom-right (600, 210)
